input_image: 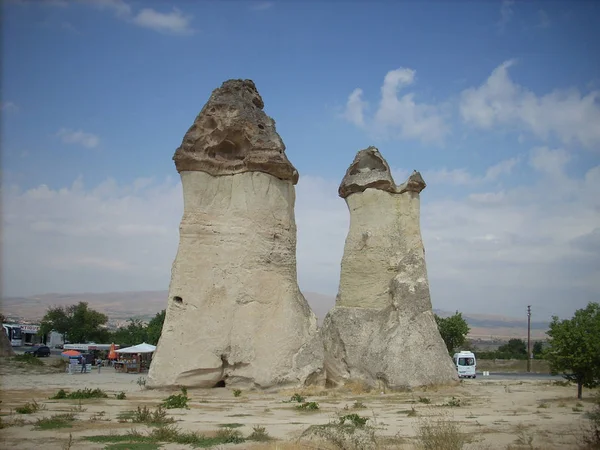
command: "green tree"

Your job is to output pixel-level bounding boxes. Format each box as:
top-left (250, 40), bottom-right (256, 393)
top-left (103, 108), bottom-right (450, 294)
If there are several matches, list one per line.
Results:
top-left (110, 319), bottom-right (148, 347)
top-left (497, 338), bottom-right (528, 359)
top-left (146, 310), bottom-right (166, 345)
top-left (39, 302), bottom-right (109, 344)
top-left (109, 310), bottom-right (165, 347)
top-left (435, 311), bottom-right (471, 354)
top-left (532, 341), bottom-right (544, 358)
top-left (545, 302), bottom-right (600, 399)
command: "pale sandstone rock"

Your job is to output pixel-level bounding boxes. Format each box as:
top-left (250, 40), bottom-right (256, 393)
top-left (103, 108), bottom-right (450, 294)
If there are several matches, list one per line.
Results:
top-left (148, 80), bottom-right (323, 389)
top-left (322, 147), bottom-right (458, 390)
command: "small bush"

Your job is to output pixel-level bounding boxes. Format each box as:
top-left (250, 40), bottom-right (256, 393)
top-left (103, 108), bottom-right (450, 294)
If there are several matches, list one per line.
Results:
top-left (581, 394), bottom-right (600, 448)
top-left (339, 413), bottom-right (369, 427)
top-left (115, 392), bottom-right (126, 400)
top-left (248, 425), bottom-right (271, 441)
top-left (161, 387), bottom-right (190, 409)
top-left (16, 400), bottom-right (44, 414)
top-left (50, 388), bottom-right (108, 400)
top-left (442, 397), bottom-right (462, 408)
top-left (128, 406), bottom-right (174, 425)
top-left (13, 354), bottom-right (44, 366)
top-left (353, 401), bottom-right (366, 409)
top-left (414, 416), bottom-right (467, 450)
top-left (136, 377), bottom-right (147, 388)
top-left (418, 396), bottom-right (431, 404)
top-left (35, 413), bottom-right (76, 430)
top-left (233, 389), bottom-right (242, 397)
top-left (290, 393), bottom-right (306, 403)
top-left (296, 401), bottom-right (319, 411)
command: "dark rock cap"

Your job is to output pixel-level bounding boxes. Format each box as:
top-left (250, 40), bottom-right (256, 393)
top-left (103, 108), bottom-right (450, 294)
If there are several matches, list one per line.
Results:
top-left (338, 146), bottom-right (426, 198)
top-left (173, 79), bottom-right (299, 184)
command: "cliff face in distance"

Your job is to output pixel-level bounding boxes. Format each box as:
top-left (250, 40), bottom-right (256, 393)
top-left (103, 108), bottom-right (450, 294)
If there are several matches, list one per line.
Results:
top-left (322, 146), bottom-right (459, 390)
top-left (148, 79), bottom-right (323, 389)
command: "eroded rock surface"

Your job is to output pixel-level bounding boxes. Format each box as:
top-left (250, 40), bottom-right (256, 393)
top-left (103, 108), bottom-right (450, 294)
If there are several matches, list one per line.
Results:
top-left (322, 147), bottom-right (458, 390)
top-left (173, 79), bottom-right (299, 183)
top-left (148, 80), bottom-right (323, 389)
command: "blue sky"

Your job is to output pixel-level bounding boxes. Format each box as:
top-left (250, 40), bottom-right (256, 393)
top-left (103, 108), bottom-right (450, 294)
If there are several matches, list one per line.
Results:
top-left (2, 0), bottom-right (599, 320)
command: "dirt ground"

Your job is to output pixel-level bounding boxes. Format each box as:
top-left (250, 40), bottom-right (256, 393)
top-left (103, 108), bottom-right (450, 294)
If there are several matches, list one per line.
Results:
top-left (0, 357), bottom-right (595, 449)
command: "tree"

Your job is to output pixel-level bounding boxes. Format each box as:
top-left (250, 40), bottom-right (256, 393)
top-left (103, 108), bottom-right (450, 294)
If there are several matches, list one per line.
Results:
top-left (532, 341), bottom-right (544, 358)
top-left (39, 302), bottom-right (109, 344)
top-left (109, 310), bottom-right (165, 347)
top-left (435, 311), bottom-right (470, 354)
top-left (497, 338), bottom-right (528, 359)
top-left (545, 302), bottom-right (600, 399)
top-left (146, 310), bottom-right (166, 345)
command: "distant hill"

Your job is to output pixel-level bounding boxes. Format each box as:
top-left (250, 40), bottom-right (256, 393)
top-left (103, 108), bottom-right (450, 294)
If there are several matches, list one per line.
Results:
top-left (1, 290), bottom-right (548, 340)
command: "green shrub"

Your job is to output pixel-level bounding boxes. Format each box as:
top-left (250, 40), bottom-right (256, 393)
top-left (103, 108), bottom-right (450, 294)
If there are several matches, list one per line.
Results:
top-left (415, 416), bottom-right (467, 450)
top-left (35, 413), bottom-right (76, 430)
top-left (296, 401), bottom-right (319, 411)
top-left (115, 392), bottom-right (126, 400)
top-left (248, 425), bottom-right (271, 441)
top-left (50, 388), bottom-right (108, 400)
top-left (418, 396), bottom-right (431, 404)
top-left (338, 413), bottom-right (369, 427)
top-left (15, 400), bottom-right (43, 414)
top-left (13, 354), bottom-right (44, 366)
top-left (290, 393), bottom-right (306, 403)
top-left (233, 389), bottom-right (242, 397)
top-left (161, 387), bottom-right (189, 409)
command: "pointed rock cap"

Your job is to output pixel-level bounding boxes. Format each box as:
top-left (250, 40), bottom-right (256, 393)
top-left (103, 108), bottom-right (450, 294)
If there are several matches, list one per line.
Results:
top-left (338, 147), bottom-right (396, 198)
top-left (173, 79), bottom-right (299, 184)
top-left (338, 146), bottom-right (426, 198)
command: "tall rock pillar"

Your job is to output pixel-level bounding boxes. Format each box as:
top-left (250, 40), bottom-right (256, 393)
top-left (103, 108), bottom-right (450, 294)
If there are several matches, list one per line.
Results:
top-left (148, 79), bottom-right (323, 389)
top-left (321, 146), bottom-right (458, 390)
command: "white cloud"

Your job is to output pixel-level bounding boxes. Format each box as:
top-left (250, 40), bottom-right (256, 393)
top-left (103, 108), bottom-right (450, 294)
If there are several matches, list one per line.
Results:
top-left (81, 0), bottom-right (131, 18)
top-left (250, 2), bottom-right (274, 11)
top-left (132, 7), bottom-right (194, 35)
top-left (3, 149), bottom-right (598, 320)
top-left (460, 60), bottom-right (600, 149)
top-left (419, 156), bottom-right (520, 186)
top-left (343, 68), bottom-right (449, 145)
top-left (537, 10), bottom-right (551, 29)
top-left (498, 0), bottom-right (514, 32)
top-left (343, 88), bottom-right (367, 127)
top-left (1, 101), bottom-right (19, 112)
top-left (56, 128), bottom-right (100, 148)
top-left (529, 146), bottom-right (570, 177)
top-left (75, 0), bottom-right (195, 35)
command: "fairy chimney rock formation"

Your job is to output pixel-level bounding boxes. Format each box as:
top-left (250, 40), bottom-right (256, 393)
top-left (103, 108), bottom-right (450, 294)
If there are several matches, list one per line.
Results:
top-left (148, 79), bottom-right (323, 389)
top-left (322, 146), bottom-right (458, 389)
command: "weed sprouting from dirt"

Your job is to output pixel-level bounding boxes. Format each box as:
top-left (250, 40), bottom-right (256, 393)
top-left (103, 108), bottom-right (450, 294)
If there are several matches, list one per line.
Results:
top-left (120, 406), bottom-right (175, 425)
top-left (414, 415), bottom-right (467, 450)
top-left (13, 354), bottom-right (44, 366)
top-left (115, 391), bottom-right (127, 400)
top-left (418, 396), bottom-right (432, 404)
top-left (248, 425), bottom-right (271, 441)
top-left (296, 401), bottom-right (319, 411)
top-left (232, 389), bottom-right (242, 397)
top-left (15, 399), bottom-right (44, 414)
top-left (50, 388), bottom-right (108, 400)
top-left (35, 413), bottom-right (76, 430)
top-left (290, 393), bottom-right (306, 403)
top-left (161, 387), bottom-right (190, 409)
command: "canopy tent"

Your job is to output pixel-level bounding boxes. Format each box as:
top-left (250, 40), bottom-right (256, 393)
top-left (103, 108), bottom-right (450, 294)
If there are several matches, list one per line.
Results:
top-left (115, 342), bottom-right (156, 354)
top-left (61, 349), bottom-right (81, 358)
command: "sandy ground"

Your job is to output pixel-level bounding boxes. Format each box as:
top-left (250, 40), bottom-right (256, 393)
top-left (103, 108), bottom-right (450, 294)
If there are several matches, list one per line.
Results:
top-left (0, 358), bottom-right (595, 449)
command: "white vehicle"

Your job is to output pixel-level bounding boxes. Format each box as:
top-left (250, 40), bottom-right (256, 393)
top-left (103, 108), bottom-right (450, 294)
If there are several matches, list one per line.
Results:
top-left (453, 351), bottom-right (477, 378)
top-left (2, 324), bottom-right (23, 347)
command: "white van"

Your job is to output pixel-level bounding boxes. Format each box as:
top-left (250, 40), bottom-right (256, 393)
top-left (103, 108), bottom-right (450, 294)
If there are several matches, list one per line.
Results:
top-left (453, 351), bottom-right (477, 378)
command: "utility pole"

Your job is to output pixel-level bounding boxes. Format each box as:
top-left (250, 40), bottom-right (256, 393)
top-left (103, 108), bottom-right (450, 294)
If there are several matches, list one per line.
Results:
top-left (527, 305), bottom-right (531, 373)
